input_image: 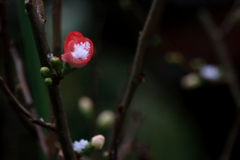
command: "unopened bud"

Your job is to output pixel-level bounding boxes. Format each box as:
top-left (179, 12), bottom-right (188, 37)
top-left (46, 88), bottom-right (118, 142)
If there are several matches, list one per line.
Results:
top-left (44, 77), bottom-right (53, 86)
top-left (50, 56), bottom-right (62, 74)
top-left (40, 67), bottom-right (51, 78)
top-left (90, 135), bottom-right (105, 150)
top-left (78, 96), bottom-right (94, 118)
top-left (181, 73), bottom-right (201, 89)
top-left (96, 110), bottom-right (115, 129)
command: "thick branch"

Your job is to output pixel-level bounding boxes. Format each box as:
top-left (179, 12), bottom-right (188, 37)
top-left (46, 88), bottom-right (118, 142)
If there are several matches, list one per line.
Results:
top-left (198, 9), bottom-right (240, 160)
top-left (52, 0), bottom-right (62, 57)
top-left (0, 77), bottom-right (56, 131)
top-left (24, 1), bottom-right (76, 159)
top-left (109, 0), bottom-right (165, 159)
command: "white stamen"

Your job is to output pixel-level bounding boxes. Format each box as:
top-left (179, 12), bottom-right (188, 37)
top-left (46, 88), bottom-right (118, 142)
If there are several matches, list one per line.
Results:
top-left (71, 41), bottom-right (90, 61)
top-left (72, 139), bottom-right (89, 153)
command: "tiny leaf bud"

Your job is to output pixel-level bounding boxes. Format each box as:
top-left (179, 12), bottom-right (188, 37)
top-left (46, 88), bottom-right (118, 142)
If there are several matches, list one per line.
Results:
top-left (44, 77), bottom-right (53, 86)
top-left (40, 67), bottom-right (51, 78)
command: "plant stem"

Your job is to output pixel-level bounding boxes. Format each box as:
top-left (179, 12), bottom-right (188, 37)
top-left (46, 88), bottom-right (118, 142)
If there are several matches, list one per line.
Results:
top-left (25, 0), bottom-right (77, 159)
top-left (108, 0), bottom-right (165, 159)
top-left (52, 0), bottom-right (62, 57)
top-left (198, 9), bottom-right (240, 160)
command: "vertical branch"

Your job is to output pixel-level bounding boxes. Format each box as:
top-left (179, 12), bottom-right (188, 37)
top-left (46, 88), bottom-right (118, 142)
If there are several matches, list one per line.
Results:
top-left (109, 0), bottom-right (165, 159)
top-left (10, 46), bottom-right (50, 159)
top-left (198, 9), bottom-right (240, 160)
top-left (0, 0), bottom-right (14, 91)
top-left (24, 0), bottom-right (77, 160)
top-left (52, 0), bottom-right (62, 57)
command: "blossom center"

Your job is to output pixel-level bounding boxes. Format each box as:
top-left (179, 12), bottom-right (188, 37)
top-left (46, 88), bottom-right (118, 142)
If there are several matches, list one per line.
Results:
top-left (71, 41), bottom-right (90, 61)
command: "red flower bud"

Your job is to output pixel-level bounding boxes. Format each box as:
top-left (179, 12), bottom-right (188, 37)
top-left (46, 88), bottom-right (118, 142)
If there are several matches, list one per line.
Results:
top-left (61, 31), bottom-right (94, 68)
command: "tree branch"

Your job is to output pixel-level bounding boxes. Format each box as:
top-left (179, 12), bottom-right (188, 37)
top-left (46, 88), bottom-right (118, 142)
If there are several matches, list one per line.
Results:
top-left (0, 0), bottom-right (14, 91)
top-left (52, 0), bottom-right (62, 57)
top-left (108, 0), bottom-right (165, 159)
top-left (24, 0), bottom-right (77, 159)
top-left (0, 76), bottom-right (56, 131)
top-left (10, 46), bottom-right (50, 159)
top-left (198, 9), bottom-right (240, 160)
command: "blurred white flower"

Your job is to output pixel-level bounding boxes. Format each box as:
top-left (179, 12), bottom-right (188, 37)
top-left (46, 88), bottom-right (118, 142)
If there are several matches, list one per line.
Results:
top-left (72, 139), bottom-right (89, 153)
top-left (199, 65), bottom-right (221, 81)
top-left (96, 110), bottom-right (115, 129)
top-left (78, 96), bottom-right (94, 118)
top-left (181, 73), bottom-right (201, 89)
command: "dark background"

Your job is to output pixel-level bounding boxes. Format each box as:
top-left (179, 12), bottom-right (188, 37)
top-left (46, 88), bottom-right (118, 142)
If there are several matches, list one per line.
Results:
top-left (1, 0), bottom-right (240, 159)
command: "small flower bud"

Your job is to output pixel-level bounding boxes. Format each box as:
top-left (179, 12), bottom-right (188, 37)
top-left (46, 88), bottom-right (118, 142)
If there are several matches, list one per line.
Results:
top-left (40, 67), bottom-right (51, 78)
top-left (96, 110), bottom-right (115, 129)
top-left (50, 56), bottom-right (62, 74)
top-left (44, 77), bottom-right (53, 86)
top-left (90, 135), bottom-right (105, 150)
top-left (181, 73), bottom-right (202, 89)
top-left (78, 96), bottom-right (94, 118)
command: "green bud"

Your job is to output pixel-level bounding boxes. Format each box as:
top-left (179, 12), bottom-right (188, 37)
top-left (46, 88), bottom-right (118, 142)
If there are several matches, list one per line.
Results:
top-left (40, 67), bottom-right (51, 78)
top-left (165, 52), bottom-right (183, 65)
top-left (62, 62), bottom-right (76, 76)
top-left (50, 56), bottom-right (62, 74)
top-left (44, 77), bottom-right (53, 86)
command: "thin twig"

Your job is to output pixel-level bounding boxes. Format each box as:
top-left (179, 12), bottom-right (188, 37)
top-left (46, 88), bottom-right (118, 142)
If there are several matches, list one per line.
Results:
top-left (118, 111), bottom-right (144, 160)
top-left (25, 1), bottom-right (76, 159)
top-left (0, 77), bottom-right (56, 131)
top-left (219, 0), bottom-right (240, 37)
top-left (108, 0), bottom-right (165, 159)
top-left (10, 46), bottom-right (50, 158)
top-left (198, 9), bottom-right (240, 160)
top-left (52, 0), bottom-right (62, 57)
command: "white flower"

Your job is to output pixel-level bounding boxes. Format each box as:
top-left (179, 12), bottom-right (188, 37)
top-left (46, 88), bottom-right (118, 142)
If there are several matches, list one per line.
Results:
top-left (72, 139), bottom-right (89, 153)
top-left (199, 65), bottom-right (221, 81)
top-left (90, 135), bottom-right (105, 150)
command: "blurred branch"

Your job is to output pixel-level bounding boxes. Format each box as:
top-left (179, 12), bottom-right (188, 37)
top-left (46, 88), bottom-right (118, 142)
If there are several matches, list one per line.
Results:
top-left (10, 46), bottom-right (50, 159)
top-left (52, 0), bottom-right (62, 57)
top-left (118, 111), bottom-right (143, 160)
top-left (198, 9), bottom-right (240, 160)
top-left (219, 0), bottom-right (240, 37)
top-left (109, 0), bottom-right (165, 159)
top-left (0, 77), bottom-right (56, 131)
top-left (0, 0), bottom-right (14, 91)
top-left (25, 0), bottom-right (77, 160)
